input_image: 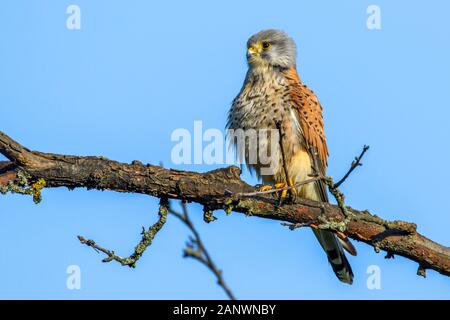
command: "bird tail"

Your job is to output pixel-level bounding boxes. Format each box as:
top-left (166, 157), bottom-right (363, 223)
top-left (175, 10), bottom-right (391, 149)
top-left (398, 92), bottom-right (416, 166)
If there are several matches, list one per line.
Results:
top-left (312, 228), bottom-right (354, 284)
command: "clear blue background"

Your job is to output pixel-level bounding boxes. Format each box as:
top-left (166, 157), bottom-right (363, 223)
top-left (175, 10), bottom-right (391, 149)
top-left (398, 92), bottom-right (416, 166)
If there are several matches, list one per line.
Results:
top-left (1, 0), bottom-right (449, 299)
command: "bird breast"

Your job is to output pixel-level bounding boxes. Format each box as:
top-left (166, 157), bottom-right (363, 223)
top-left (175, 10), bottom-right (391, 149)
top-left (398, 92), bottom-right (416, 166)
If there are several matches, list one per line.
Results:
top-left (227, 69), bottom-right (304, 182)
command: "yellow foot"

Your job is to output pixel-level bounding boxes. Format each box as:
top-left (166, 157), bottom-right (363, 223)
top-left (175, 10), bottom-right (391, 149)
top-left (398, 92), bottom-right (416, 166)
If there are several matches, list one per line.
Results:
top-left (274, 178), bottom-right (297, 199)
top-left (259, 185), bottom-right (274, 192)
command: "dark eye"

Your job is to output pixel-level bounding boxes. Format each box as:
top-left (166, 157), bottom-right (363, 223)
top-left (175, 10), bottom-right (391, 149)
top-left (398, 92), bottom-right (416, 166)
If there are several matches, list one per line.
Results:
top-left (262, 42), bottom-right (272, 49)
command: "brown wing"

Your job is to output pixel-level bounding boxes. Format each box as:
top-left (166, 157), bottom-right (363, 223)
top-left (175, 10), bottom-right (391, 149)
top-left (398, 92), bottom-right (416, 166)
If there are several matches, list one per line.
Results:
top-left (283, 67), bottom-right (329, 202)
top-left (283, 67), bottom-right (329, 170)
top-left (284, 67), bottom-right (357, 256)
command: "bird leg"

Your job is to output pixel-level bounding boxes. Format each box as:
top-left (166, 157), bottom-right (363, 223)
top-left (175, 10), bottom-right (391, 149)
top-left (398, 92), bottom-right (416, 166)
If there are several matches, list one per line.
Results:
top-left (259, 185), bottom-right (274, 192)
top-left (258, 178), bottom-right (297, 197)
top-left (257, 178), bottom-right (298, 206)
top-left (274, 178), bottom-right (297, 199)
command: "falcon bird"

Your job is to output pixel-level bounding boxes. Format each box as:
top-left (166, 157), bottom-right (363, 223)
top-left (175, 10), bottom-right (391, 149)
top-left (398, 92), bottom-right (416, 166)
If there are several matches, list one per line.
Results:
top-left (227, 29), bottom-right (356, 284)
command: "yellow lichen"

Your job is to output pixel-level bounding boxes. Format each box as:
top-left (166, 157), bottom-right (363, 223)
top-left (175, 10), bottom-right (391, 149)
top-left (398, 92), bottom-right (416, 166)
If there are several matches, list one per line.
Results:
top-left (30, 178), bottom-right (46, 204)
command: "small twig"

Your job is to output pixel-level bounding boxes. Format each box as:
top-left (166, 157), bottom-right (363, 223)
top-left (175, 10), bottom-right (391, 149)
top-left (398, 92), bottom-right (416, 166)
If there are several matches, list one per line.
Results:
top-left (276, 121), bottom-right (294, 202)
top-left (233, 145), bottom-right (369, 201)
top-left (77, 236), bottom-right (120, 262)
top-left (319, 146), bottom-right (369, 230)
top-left (281, 222), bottom-right (313, 230)
top-left (203, 207), bottom-right (217, 223)
top-left (334, 145), bottom-right (369, 188)
top-left (320, 175), bottom-right (354, 233)
top-left (234, 176), bottom-right (323, 197)
top-left (169, 201), bottom-right (236, 300)
top-left (385, 252), bottom-right (395, 259)
top-left (417, 265), bottom-right (427, 278)
top-left (78, 198), bottom-right (168, 267)
top-left (0, 169), bottom-right (46, 204)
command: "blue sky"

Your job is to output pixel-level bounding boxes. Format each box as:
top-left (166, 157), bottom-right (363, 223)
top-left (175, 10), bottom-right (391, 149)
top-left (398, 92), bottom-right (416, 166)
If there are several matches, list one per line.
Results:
top-left (1, 0), bottom-right (449, 299)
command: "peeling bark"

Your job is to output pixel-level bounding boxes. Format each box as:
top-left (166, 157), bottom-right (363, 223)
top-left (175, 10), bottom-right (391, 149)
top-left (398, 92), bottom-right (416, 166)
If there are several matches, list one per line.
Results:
top-left (1, 131), bottom-right (449, 278)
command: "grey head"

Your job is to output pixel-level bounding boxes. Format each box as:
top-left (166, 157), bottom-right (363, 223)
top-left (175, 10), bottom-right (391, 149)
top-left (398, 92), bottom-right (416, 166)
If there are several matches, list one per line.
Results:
top-left (246, 29), bottom-right (297, 69)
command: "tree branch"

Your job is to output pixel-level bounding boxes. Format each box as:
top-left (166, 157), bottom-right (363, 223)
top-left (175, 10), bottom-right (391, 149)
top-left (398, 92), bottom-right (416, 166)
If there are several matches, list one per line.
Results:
top-left (334, 145), bottom-right (370, 188)
top-left (1, 131), bottom-right (449, 279)
top-left (169, 201), bottom-right (236, 300)
top-left (77, 198), bottom-right (168, 267)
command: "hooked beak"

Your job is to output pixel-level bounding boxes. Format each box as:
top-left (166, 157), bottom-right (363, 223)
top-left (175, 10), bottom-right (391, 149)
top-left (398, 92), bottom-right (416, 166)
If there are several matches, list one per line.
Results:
top-left (247, 44), bottom-right (262, 62)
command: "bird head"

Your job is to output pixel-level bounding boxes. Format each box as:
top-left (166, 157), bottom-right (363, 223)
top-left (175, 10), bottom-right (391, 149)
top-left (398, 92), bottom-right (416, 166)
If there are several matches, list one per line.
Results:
top-left (246, 29), bottom-right (297, 69)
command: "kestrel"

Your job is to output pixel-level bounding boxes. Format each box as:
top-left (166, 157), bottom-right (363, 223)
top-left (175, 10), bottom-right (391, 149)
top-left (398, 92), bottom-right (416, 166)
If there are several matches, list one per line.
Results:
top-left (227, 29), bottom-right (356, 284)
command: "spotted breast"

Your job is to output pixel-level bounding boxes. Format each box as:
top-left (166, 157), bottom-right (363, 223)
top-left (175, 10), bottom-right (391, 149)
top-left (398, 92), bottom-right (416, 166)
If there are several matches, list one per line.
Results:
top-left (226, 65), bottom-right (304, 184)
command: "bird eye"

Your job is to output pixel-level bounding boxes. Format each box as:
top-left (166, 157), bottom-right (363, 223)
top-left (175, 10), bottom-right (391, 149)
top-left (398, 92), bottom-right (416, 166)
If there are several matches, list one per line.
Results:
top-left (262, 42), bottom-right (272, 49)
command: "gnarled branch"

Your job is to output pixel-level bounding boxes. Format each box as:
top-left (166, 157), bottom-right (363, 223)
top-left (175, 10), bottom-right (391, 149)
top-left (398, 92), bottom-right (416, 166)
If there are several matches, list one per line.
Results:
top-left (1, 131), bottom-right (449, 279)
top-left (77, 198), bottom-right (169, 267)
top-left (169, 201), bottom-right (236, 300)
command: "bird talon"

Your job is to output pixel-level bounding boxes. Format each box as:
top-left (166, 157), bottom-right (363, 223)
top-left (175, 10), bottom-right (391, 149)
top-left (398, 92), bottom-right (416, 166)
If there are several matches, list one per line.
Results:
top-left (274, 182), bottom-right (289, 199)
top-left (275, 178), bottom-right (297, 200)
top-left (259, 185), bottom-right (273, 192)
top-left (288, 178), bottom-right (297, 195)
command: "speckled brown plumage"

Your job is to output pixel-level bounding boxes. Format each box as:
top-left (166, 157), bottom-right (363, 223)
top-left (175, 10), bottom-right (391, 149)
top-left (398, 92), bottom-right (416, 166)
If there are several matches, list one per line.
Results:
top-left (227, 29), bottom-right (355, 284)
top-left (283, 67), bottom-right (328, 168)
